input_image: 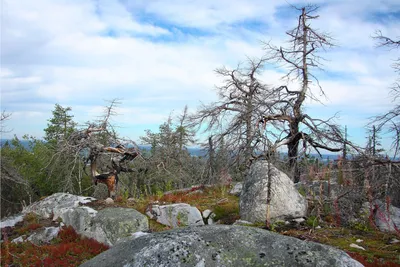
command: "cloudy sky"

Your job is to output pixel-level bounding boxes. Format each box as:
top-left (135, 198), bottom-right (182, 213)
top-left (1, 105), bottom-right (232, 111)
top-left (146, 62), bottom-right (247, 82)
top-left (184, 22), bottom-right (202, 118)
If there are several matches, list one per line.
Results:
top-left (1, 0), bottom-right (399, 151)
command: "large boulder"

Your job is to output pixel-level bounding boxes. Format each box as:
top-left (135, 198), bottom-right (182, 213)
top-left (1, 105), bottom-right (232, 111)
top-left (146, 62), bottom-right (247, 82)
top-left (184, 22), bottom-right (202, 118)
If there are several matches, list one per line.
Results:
top-left (240, 161), bottom-right (307, 223)
top-left (61, 206), bottom-right (98, 233)
top-left (80, 225), bottom-right (362, 267)
top-left (146, 203), bottom-right (204, 228)
top-left (22, 193), bottom-right (96, 220)
top-left (62, 207), bottom-right (149, 246)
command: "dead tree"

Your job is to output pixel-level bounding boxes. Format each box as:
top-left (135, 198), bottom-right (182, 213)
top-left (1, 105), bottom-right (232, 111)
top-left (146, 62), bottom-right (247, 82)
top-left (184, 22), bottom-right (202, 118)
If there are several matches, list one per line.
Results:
top-left (189, 57), bottom-right (279, 173)
top-left (261, 5), bottom-right (345, 182)
top-left (52, 99), bottom-right (141, 198)
top-left (371, 31), bottom-right (400, 157)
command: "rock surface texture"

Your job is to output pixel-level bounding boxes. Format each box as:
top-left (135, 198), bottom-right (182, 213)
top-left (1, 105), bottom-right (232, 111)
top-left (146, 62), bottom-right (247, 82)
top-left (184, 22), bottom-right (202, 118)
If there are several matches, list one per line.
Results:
top-left (80, 225), bottom-right (362, 267)
top-left (62, 207), bottom-right (149, 246)
top-left (240, 161), bottom-right (308, 223)
top-left (146, 203), bottom-right (204, 228)
top-left (229, 182), bottom-right (243, 196)
top-left (22, 193), bottom-right (95, 220)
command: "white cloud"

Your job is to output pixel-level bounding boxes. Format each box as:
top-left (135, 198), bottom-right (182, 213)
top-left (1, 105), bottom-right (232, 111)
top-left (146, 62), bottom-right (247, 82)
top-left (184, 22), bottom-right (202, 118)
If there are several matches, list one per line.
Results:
top-left (1, 0), bottom-right (400, 149)
top-left (96, 0), bottom-right (170, 36)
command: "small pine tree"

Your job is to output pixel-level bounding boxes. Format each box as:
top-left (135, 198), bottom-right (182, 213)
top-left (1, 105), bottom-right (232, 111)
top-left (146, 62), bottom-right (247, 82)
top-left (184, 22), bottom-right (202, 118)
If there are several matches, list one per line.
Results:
top-left (44, 104), bottom-right (76, 146)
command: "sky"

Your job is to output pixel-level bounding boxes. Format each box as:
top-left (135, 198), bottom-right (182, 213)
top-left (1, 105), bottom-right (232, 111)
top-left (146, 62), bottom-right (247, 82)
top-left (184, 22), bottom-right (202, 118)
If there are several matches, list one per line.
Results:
top-left (1, 0), bottom-right (400, 153)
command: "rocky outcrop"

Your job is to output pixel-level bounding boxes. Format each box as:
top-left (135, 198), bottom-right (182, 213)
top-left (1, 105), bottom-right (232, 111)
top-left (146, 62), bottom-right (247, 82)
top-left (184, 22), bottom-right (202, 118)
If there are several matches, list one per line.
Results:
top-left (80, 225), bottom-right (362, 267)
top-left (240, 161), bottom-right (308, 223)
top-left (27, 227), bottom-right (61, 245)
top-left (22, 193), bottom-right (96, 220)
top-left (11, 226), bottom-right (61, 245)
top-left (91, 208), bottom-right (149, 246)
top-left (20, 193), bottom-right (149, 246)
top-left (146, 203), bottom-right (204, 228)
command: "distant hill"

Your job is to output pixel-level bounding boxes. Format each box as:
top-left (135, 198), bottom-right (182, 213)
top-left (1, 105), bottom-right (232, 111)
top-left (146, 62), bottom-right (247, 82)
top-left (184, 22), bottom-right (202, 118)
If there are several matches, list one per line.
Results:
top-left (1, 139), bottom-right (339, 161)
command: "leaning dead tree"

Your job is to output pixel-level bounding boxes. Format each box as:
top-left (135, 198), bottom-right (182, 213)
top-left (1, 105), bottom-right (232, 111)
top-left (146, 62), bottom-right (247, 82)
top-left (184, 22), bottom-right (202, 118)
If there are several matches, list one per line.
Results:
top-left (371, 31), bottom-right (400, 157)
top-left (52, 100), bottom-right (140, 198)
top-left (261, 5), bottom-right (346, 182)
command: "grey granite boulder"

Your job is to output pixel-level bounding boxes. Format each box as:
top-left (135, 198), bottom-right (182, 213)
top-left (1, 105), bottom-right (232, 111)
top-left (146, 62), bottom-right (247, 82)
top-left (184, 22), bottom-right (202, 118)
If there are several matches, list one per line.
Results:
top-left (146, 203), bottom-right (204, 228)
top-left (240, 161), bottom-right (307, 223)
top-left (80, 225), bottom-right (362, 267)
top-left (63, 207), bottom-right (149, 246)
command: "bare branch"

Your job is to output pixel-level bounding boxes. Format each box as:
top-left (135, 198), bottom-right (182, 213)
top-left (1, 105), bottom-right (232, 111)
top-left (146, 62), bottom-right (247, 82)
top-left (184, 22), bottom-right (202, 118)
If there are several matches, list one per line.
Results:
top-left (1, 110), bottom-right (12, 133)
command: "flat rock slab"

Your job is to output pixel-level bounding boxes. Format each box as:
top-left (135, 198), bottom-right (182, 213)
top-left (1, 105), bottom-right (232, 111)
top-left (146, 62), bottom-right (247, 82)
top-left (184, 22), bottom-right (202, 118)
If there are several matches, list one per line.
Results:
top-left (22, 193), bottom-right (95, 220)
top-left (80, 225), bottom-right (362, 267)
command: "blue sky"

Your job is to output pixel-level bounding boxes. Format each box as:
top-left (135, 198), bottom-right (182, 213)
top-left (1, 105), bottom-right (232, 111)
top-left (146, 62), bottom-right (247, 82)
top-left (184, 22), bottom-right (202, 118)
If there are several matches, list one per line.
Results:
top-left (1, 0), bottom-right (400, 153)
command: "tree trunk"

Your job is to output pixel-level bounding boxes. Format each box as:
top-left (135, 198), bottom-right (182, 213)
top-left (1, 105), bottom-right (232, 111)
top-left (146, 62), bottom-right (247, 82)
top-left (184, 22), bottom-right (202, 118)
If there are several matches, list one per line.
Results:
top-left (288, 141), bottom-right (300, 183)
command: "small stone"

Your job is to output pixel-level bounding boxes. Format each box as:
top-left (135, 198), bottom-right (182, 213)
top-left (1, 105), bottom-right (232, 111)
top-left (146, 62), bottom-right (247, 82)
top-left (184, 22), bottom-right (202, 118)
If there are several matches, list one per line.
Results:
top-left (315, 226), bottom-right (321, 229)
top-left (131, 231), bottom-right (150, 239)
top-left (127, 198), bottom-right (136, 204)
top-left (105, 198), bottom-right (114, 205)
top-left (233, 220), bottom-right (253, 226)
top-left (388, 238), bottom-right (399, 244)
top-left (350, 243), bottom-right (365, 250)
top-left (356, 239), bottom-right (363, 243)
top-left (12, 236), bottom-right (26, 243)
top-left (293, 218), bottom-right (305, 224)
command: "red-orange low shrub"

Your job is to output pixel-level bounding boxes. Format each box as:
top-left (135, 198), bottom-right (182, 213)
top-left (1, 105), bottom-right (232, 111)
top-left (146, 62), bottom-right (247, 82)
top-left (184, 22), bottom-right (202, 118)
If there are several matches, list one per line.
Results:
top-left (0, 226), bottom-right (109, 267)
top-left (347, 252), bottom-right (400, 267)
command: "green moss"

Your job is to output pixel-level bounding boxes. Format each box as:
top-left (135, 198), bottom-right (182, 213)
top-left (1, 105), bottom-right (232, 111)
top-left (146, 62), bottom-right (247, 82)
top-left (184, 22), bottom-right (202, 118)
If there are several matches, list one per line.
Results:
top-left (148, 219), bottom-right (171, 232)
top-left (269, 221), bottom-right (286, 232)
top-left (24, 212), bottom-right (40, 224)
top-left (212, 202), bottom-right (240, 224)
top-left (349, 221), bottom-right (373, 232)
top-left (297, 185), bottom-right (307, 197)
